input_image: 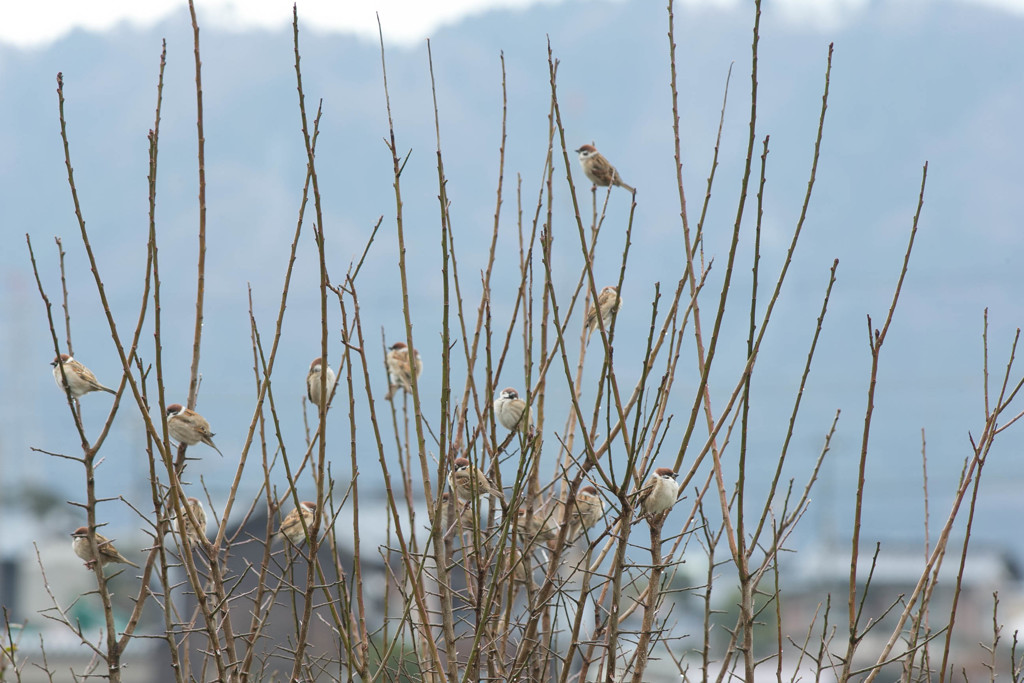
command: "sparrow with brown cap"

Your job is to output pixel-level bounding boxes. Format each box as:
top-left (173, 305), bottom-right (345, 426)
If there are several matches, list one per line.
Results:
top-left (439, 491), bottom-right (475, 535)
top-left (306, 357), bottom-right (336, 409)
top-left (71, 527), bottom-right (139, 570)
top-left (176, 496), bottom-right (208, 547)
top-left (493, 387), bottom-right (533, 434)
top-left (51, 354), bottom-right (116, 398)
top-left (385, 342), bottom-right (423, 400)
top-left (569, 485), bottom-right (605, 533)
top-left (575, 143), bottom-right (634, 193)
top-left (638, 467), bottom-right (679, 517)
top-left (275, 501), bottom-right (321, 545)
top-left (585, 286), bottom-right (622, 343)
top-left (448, 457), bottom-right (503, 501)
top-left (167, 404), bottom-right (223, 456)
top-left (514, 504), bottom-right (560, 544)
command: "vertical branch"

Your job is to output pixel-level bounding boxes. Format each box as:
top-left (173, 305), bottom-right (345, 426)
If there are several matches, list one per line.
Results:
top-left (425, 39), bottom-right (461, 678)
top-left (736, 133), bottom-right (769, 683)
top-left (139, 43), bottom-right (185, 676)
top-left (845, 163), bottom-right (927, 681)
top-left (629, 521), bottom-right (666, 683)
top-left (737, 134), bottom-right (768, 552)
top-left (55, 237), bottom-right (73, 357)
top-left (27, 235), bottom-right (88, 446)
top-left (451, 50), bottom-right (508, 456)
top-left (335, 288), bottom-right (370, 677)
top-left (112, 36), bottom-right (169, 659)
top-left (185, 0), bottom-right (207, 410)
top-left (377, 16), bottom-right (430, 488)
top-left (146, 36), bottom-right (172, 459)
top-left (695, 0), bottom-right (764, 567)
top-left (737, 43), bottom-right (835, 555)
top-left (666, 0), bottom-right (753, 572)
top-left (290, 8), bottom-right (330, 679)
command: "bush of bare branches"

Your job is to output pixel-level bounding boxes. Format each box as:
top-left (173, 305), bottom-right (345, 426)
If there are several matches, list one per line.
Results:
top-left (6, 2), bottom-right (1024, 682)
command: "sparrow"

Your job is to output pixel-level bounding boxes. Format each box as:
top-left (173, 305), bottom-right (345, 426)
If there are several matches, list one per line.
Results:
top-left (448, 457), bottom-right (503, 501)
top-left (306, 357), bottom-right (336, 409)
top-left (51, 354), bottom-right (116, 397)
top-left (575, 143), bottom-right (634, 193)
top-left (71, 526), bottom-right (139, 570)
top-left (638, 467), bottom-right (680, 517)
top-left (439, 491), bottom-right (475, 534)
top-left (175, 496), bottom-right (208, 547)
top-left (569, 485), bottom-right (605, 533)
top-left (275, 501), bottom-right (321, 545)
top-left (514, 503), bottom-right (560, 544)
top-left (493, 387), bottom-right (533, 433)
top-left (166, 404), bottom-right (223, 456)
top-left (585, 286), bottom-right (622, 343)
top-left (385, 341), bottom-right (423, 400)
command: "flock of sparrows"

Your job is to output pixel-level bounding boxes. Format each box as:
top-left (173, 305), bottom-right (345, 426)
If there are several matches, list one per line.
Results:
top-left (70, 496), bottom-right (324, 571)
top-left (54, 353), bottom-right (327, 571)
top-left (55, 337), bottom-right (433, 570)
top-left (59, 140), bottom-right (658, 573)
top-left (438, 146), bottom-right (682, 554)
top-left (444, 459), bottom-right (679, 537)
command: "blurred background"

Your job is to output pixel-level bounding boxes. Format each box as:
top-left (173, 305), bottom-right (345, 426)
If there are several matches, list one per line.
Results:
top-left (0, 0), bottom-right (1022, 675)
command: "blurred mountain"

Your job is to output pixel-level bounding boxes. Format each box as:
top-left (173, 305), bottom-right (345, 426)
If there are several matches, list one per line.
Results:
top-left (0, 0), bottom-right (1022, 559)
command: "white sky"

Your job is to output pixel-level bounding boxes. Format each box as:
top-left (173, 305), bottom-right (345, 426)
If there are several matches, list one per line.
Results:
top-left (0, 0), bottom-right (1022, 49)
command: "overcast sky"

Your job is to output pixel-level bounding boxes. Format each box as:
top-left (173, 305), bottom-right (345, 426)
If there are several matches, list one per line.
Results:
top-left (2, 0), bottom-right (1022, 48)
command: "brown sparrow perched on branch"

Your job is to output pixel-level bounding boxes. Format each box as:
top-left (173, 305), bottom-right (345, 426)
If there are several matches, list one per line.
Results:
top-left (448, 457), bottom-right (503, 501)
top-left (570, 485), bottom-right (605, 533)
top-left (585, 286), bottom-right (622, 343)
top-left (575, 143), bottom-right (634, 193)
top-left (71, 527), bottom-right (139, 569)
top-left (514, 504), bottom-right (560, 543)
top-left (385, 341), bottom-right (423, 400)
top-left (51, 354), bottom-right (116, 397)
top-left (275, 501), bottom-right (321, 545)
top-left (166, 404), bottom-right (223, 456)
top-left (176, 497), bottom-right (208, 547)
top-left (493, 387), bottom-right (533, 433)
top-left (306, 357), bottom-right (336, 409)
top-left (638, 467), bottom-right (679, 517)
top-left (439, 491), bottom-right (475, 533)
